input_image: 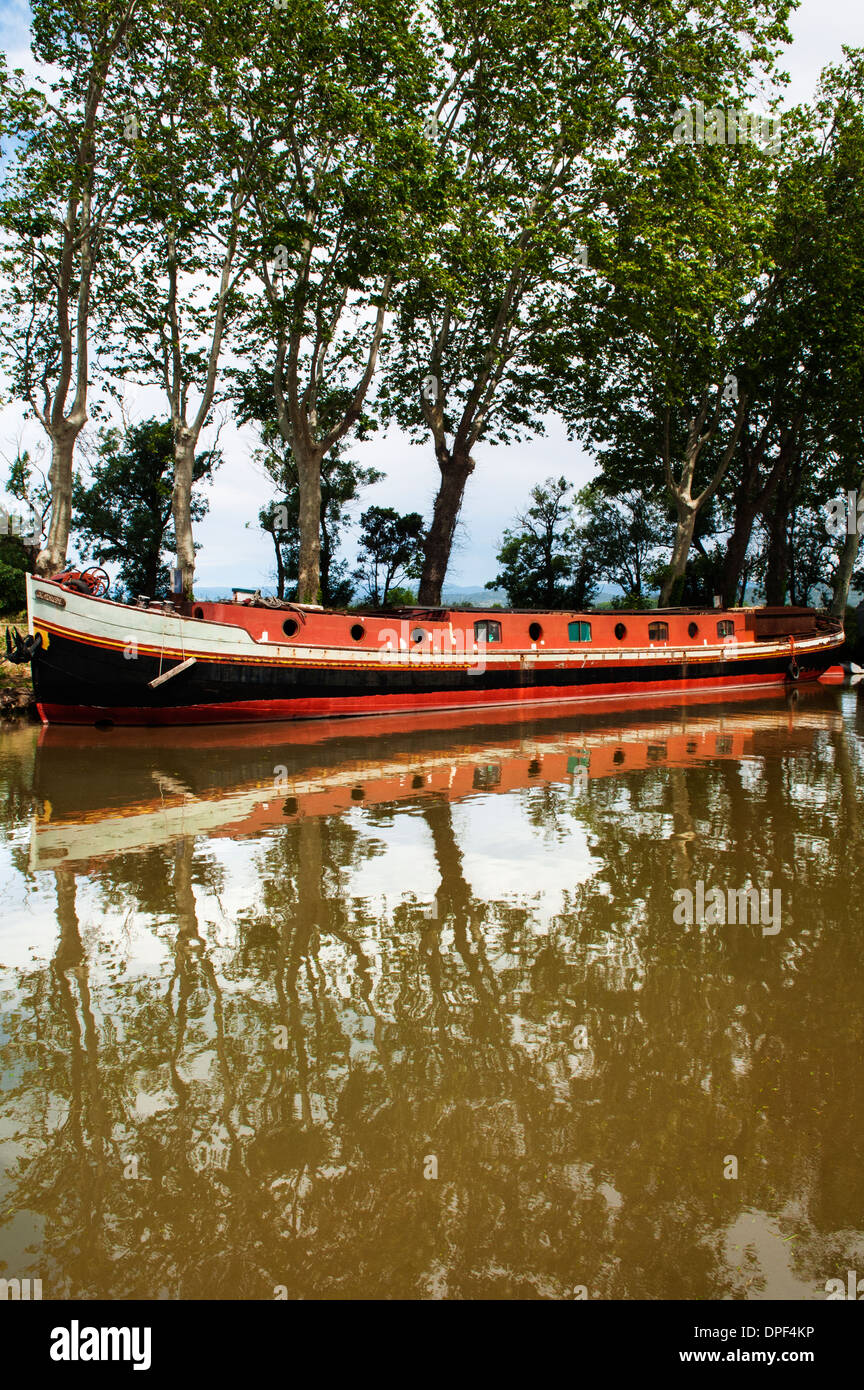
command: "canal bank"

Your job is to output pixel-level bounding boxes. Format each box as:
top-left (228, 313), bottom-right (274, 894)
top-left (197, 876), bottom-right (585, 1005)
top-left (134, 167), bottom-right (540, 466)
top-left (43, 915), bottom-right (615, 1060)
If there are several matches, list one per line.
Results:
top-left (0, 658), bottom-right (36, 722)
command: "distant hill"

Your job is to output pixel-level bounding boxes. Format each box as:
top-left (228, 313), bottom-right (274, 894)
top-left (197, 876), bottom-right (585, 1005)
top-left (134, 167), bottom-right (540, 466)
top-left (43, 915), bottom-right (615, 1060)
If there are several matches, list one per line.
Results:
top-left (442, 586), bottom-right (507, 606)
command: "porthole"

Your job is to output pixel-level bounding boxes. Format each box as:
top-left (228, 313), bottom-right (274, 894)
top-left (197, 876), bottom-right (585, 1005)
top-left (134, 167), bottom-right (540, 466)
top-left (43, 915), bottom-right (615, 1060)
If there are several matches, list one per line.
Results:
top-left (411, 627), bottom-right (427, 644)
top-left (193, 606), bottom-right (204, 619)
top-left (282, 618), bottom-right (298, 638)
top-left (688, 621), bottom-right (699, 638)
top-left (614, 622), bottom-right (627, 640)
top-left (528, 621), bottom-right (542, 641)
top-left (350, 623), bottom-right (365, 641)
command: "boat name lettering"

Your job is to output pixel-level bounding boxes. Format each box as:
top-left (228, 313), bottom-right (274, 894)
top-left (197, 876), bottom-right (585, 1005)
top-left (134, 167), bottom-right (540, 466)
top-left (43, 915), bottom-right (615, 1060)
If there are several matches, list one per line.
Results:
top-left (34, 589), bottom-right (66, 609)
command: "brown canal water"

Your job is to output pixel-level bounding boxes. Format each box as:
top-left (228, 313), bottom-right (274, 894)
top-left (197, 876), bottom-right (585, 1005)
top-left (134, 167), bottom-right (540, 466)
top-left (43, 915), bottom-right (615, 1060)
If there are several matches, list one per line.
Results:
top-left (1, 685), bottom-right (863, 1301)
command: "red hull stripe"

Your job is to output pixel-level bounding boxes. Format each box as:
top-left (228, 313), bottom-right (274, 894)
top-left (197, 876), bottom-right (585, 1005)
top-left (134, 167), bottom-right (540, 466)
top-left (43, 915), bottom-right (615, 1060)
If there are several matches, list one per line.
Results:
top-left (37, 667), bottom-right (817, 727)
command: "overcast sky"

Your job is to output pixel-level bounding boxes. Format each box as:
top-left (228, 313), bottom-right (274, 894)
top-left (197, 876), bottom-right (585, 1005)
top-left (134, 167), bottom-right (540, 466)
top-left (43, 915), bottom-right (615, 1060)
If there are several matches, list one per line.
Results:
top-left (1, 0), bottom-right (863, 592)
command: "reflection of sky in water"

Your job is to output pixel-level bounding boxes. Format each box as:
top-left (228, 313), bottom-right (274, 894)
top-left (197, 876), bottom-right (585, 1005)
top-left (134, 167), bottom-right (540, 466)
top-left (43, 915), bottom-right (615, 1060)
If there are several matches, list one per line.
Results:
top-left (344, 794), bottom-right (599, 932)
top-left (0, 690), bottom-right (862, 1300)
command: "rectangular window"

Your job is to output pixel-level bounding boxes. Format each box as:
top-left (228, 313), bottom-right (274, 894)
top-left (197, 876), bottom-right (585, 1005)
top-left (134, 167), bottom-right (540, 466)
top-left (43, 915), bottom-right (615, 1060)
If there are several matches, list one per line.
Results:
top-left (648, 622), bottom-right (669, 641)
top-left (474, 620), bottom-right (502, 644)
top-left (568, 621), bottom-right (592, 642)
top-left (717, 620), bottom-right (735, 638)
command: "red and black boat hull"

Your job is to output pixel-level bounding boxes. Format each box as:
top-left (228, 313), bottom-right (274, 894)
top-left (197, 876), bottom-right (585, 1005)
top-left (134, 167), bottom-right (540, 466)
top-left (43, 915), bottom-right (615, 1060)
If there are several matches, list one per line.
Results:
top-left (22, 576), bottom-right (846, 727)
top-left (31, 627), bottom-right (836, 727)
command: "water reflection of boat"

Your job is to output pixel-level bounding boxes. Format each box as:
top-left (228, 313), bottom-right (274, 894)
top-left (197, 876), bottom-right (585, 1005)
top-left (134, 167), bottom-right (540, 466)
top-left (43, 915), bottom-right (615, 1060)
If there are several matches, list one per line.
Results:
top-left (29, 686), bottom-right (840, 871)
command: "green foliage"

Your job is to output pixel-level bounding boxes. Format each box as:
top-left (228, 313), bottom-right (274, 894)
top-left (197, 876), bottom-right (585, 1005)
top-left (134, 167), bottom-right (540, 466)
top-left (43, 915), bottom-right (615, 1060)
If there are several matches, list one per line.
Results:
top-left (72, 421), bottom-right (217, 600)
top-left (0, 534), bottom-right (29, 614)
top-left (581, 487), bottom-right (670, 600)
top-left (354, 507), bottom-right (425, 606)
top-left (488, 477), bottom-right (597, 609)
top-left (385, 586), bottom-right (417, 608)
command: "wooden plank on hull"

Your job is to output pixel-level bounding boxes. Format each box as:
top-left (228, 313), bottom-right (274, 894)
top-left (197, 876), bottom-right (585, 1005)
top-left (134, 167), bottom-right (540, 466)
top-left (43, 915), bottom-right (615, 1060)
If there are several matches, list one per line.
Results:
top-left (149, 657), bottom-right (198, 688)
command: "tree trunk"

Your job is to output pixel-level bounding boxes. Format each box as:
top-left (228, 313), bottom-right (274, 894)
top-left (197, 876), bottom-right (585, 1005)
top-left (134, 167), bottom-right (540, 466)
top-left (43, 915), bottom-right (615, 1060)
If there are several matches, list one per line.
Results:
top-left (721, 492), bottom-right (760, 608)
top-left (295, 446), bottom-right (322, 603)
top-left (721, 434), bottom-right (800, 607)
top-left (417, 453), bottom-right (474, 606)
top-left (142, 551), bottom-right (161, 598)
top-left (658, 391), bottom-right (746, 608)
top-left (831, 523), bottom-right (861, 618)
top-left (172, 433), bottom-right (197, 599)
top-left (272, 527), bottom-right (286, 600)
top-left (763, 464), bottom-right (799, 606)
top-left (36, 431), bottom-right (77, 576)
top-left (320, 511), bottom-right (333, 605)
top-left (763, 505), bottom-right (790, 605)
top-left (660, 506), bottom-right (697, 606)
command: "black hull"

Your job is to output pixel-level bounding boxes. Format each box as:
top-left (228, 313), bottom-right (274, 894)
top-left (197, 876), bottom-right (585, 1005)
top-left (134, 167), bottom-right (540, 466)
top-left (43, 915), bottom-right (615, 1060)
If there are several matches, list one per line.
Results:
top-left (30, 630), bottom-right (831, 727)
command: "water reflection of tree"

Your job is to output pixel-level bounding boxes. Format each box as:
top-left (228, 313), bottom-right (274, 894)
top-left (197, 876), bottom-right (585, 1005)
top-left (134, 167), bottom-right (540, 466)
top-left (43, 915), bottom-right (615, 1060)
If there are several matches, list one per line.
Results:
top-left (0, 709), bottom-right (863, 1297)
top-left (0, 725), bottom-right (38, 863)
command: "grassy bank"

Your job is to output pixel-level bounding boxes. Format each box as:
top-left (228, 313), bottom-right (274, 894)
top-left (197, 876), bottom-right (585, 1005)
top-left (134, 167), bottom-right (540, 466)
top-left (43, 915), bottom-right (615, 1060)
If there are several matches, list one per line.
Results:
top-left (0, 610), bottom-right (37, 721)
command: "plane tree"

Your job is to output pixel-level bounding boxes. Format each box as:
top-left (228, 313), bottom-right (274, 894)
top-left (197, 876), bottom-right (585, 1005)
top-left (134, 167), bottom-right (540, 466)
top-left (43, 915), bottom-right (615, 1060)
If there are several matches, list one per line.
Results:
top-left (243, 0), bottom-right (434, 603)
top-left (720, 58), bottom-right (864, 609)
top-left (103, 0), bottom-right (276, 598)
top-left (235, 368), bottom-right (383, 603)
top-left (0, 0), bottom-right (145, 577)
top-left (556, 127), bottom-right (781, 606)
top-left (381, 0), bottom-right (796, 606)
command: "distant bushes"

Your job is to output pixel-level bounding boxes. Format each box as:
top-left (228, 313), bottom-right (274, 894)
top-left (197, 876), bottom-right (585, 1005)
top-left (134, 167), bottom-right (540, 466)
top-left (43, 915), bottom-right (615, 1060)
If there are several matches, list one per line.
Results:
top-left (0, 536), bottom-right (29, 616)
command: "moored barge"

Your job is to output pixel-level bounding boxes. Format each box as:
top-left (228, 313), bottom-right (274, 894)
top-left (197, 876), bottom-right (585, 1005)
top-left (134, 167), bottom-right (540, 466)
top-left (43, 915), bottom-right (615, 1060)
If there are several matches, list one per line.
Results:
top-left (10, 571), bottom-right (846, 728)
